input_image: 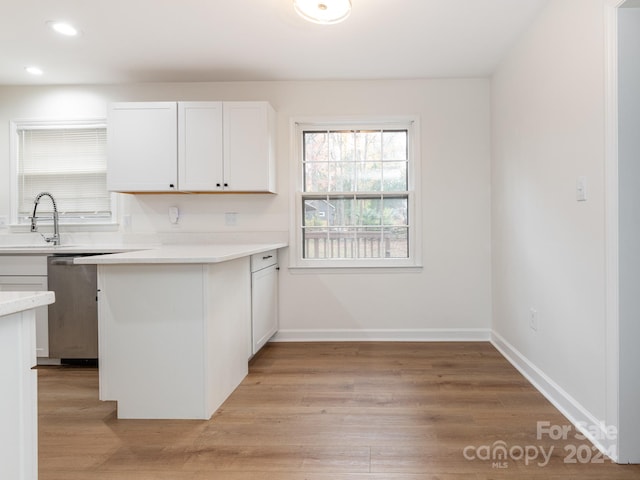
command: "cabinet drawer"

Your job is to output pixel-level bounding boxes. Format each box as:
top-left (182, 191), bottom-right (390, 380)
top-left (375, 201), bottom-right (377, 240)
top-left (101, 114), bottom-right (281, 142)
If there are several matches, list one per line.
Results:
top-left (0, 256), bottom-right (48, 276)
top-left (250, 250), bottom-right (277, 272)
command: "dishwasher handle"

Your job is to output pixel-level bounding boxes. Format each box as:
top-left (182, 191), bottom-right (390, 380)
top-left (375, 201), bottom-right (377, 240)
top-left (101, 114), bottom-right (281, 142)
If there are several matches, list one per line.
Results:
top-left (48, 257), bottom-right (78, 266)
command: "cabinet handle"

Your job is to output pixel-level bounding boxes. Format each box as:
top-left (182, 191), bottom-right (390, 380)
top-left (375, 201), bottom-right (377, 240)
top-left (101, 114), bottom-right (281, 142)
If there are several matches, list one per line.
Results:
top-left (169, 184), bottom-right (175, 189)
top-left (216, 183), bottom-right (221, 187)
top-left (224, 183), bottom-right (229, 187)
top-left (262, 255), bottom-right (273, 260)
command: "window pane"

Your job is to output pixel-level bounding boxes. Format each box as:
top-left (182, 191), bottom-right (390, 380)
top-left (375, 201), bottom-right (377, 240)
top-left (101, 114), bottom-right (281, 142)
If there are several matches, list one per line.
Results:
top-left (383, 130), bottom-right (407, 161)
top-left (357, 161), bottom-right (382, 192)
top-left (328, 162), bottom-right (355, 192)
top-left (357, 130), bottom-right (382, 161)
top-left (356, 227), bottom-right (386, 258)
top-left (328, 196), bottom-right (355, 226)
top-left (357, 197), bottom-right (382, 226)
top-left (329, 131), bottom-right (355, 162)
top-left (302, 227), bottom-right (329, 259)
top-left (328, 227), bottom-right (357, 258)
top-left (303, 131), bottom-right (329, 162)
top-left (382, 161), bottom-right (408, 191)
top-left (304, 199), bottom-right (329, 227)
top-left (304, 162), bottom-right (329, 192)
top-left (384, 227), bottom-right (409, 258)
top-left (382, 197), bottom-right (408, 226)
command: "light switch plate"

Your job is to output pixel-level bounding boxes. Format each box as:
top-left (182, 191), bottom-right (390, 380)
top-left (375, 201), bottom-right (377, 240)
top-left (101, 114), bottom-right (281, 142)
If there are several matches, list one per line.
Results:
top-left (576, 176), bottom-right (587, 202)
top-left (0, 216), bottom-right (7, 227)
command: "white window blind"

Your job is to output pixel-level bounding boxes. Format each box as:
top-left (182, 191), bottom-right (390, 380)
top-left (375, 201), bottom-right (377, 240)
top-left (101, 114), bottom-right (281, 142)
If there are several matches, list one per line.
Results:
top-left (15, 122), bottom-right (111, 223)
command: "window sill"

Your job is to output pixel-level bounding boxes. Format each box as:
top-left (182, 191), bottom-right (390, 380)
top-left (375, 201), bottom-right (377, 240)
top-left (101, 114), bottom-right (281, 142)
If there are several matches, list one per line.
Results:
top-left (288, 264), bottom-right (423, 275)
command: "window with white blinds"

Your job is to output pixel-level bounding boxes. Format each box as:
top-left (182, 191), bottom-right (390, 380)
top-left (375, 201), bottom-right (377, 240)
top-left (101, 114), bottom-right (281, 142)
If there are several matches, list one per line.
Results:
top-left (13, 121), bottom-right (112, 224)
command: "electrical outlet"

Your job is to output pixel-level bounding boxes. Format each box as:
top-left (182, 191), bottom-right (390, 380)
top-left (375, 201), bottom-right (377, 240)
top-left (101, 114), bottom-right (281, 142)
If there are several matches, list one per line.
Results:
top-left (225, 212), bottom-right (238, 226)
top-left (529, 309), bottom-right (538, 332)
top-left (168, 206), bottom-right (180, 225)
top-left (0, 216), bottom-right (7, 227)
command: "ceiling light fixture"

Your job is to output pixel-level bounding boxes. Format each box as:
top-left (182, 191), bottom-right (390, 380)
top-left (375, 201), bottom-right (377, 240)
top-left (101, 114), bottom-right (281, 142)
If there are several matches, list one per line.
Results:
top-left (25, 66), bottom-right (44, 76)
top-left (293, 0), bottom-right (352, 25)
top-left (48, 21), bottom-right (79, 36)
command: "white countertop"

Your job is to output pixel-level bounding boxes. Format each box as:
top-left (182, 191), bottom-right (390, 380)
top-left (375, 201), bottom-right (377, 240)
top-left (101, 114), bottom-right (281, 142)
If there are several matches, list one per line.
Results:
top-left (0, 291), bottom-right (55, 317)
top-left (74, 243), bottom-right (287, 265)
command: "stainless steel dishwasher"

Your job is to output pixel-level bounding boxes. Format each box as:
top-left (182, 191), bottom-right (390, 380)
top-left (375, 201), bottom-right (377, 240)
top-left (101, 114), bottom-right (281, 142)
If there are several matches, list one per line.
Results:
top-left (47, 254), bottom-right (99, 360)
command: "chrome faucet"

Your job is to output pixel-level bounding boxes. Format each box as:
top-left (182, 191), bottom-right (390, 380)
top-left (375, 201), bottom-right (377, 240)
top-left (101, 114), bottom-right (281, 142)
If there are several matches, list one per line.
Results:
top-left (30, 192), bottom-right (60, 246)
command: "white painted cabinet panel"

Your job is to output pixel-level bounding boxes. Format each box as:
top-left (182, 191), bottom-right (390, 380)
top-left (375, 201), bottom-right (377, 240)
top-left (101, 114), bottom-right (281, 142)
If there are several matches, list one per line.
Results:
top-left (224, 102), bottom-right (276, 192)
top-left (0, 309), bottom-right (38, 480)
top-left (178, 102), bottom-right (224, 192)
top-left (250, 249), bottom-right (278, 355)
top-left (107, 102), bottom-right (178, 192)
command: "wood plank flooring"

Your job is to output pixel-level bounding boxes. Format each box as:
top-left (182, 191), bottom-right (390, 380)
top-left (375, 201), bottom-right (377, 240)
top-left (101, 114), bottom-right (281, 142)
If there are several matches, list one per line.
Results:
top-left (38, 342), bottom-right (640, 479)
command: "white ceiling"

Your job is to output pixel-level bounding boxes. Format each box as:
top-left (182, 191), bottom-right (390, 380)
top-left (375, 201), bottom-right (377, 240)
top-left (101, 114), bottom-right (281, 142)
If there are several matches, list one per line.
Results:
top-left (0, 0), bottom-right (549, 86)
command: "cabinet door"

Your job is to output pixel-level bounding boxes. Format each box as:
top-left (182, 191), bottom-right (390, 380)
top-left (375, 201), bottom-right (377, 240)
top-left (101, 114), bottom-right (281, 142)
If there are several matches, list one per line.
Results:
top-left (107, 102), bottom-right (178, 192)
top-left (251, 264), bottom-right (278, 355)
top-left (0, 276), bottom-right (49, 357)
top-left (178, 102), bottom-right (224, 191)
top-left (223, 102), bottom-right (276, 192)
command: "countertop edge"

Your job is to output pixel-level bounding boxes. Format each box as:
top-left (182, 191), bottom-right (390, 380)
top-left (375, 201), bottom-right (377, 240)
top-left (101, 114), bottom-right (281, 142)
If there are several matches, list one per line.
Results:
top-left (0, 245), bottom-right (156, 255)
top-left (0, 291), bottom-right (55, 317)
top-left (73, 243), bottom-right (288, 265)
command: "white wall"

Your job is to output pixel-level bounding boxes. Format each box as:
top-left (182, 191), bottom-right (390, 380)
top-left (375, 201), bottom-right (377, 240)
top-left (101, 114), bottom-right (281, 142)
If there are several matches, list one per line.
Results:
top-left (617, 5), bottom-right (640, 463)
top-left (0, 79), bottom-right (492, 338)
top-left (491, 0), bottom-right (610, 443)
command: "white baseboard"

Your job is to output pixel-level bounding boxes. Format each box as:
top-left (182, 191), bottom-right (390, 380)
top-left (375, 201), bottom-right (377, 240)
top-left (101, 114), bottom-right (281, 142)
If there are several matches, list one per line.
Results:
top-left (491, 331), bottom-right (617, 461)
top-left (271, 328), bottom-right (491, 342)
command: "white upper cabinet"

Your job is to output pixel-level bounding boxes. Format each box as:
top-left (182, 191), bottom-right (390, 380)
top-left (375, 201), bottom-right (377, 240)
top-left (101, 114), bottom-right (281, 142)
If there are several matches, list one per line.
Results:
top-left (223, 102), bottom-right (276, 192)
top-left (107, 102), bottom-right (178, 192)
top-left (107, 101), bottom-right (276, 193)
top-left (178, 102), bottom-right (224, 192)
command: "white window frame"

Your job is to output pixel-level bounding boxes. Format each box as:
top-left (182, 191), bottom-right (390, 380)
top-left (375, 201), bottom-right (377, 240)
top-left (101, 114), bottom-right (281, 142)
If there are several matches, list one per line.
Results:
top-left (289, 116), bottom-right (422, 270)
top-left (9, 119), bottom-right (117, 228)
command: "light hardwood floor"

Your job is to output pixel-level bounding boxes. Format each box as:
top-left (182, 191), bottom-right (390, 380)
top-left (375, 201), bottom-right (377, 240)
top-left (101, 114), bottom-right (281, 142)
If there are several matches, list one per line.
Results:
top-left (38, 342), bottom-right (640, 479)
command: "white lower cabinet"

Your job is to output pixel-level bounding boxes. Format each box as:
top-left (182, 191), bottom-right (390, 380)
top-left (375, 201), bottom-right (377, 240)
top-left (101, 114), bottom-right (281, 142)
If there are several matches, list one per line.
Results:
top-left (0, 256), bottom-right (49, 357)
top-left (250, 250), bottom-right (278, 356)
top-left (97, 259), bottom-right (251, 419)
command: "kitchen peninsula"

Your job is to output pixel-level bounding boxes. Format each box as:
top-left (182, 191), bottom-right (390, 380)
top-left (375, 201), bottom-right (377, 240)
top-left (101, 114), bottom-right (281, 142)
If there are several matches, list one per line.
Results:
top-left (76, 243), bottom-right (285, 420)
top-left (0, 291), bottom-right (55, 480)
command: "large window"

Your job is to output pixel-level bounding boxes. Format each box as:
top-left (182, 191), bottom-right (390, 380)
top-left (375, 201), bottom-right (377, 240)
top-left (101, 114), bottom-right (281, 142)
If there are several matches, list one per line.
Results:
top-left (11, 120), bottom-right (113, 225)
top-left (293, 119), bottom-right (420, 268)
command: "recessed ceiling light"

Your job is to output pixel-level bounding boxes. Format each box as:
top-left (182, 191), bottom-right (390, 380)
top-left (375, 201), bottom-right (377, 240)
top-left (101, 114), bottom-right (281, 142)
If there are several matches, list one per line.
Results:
top-left (48, 21), bottom-right (79, 36)
top-left (293, 0), bottom-right (352, 25)
top-left (25, 66), bottom-right (44, 76)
